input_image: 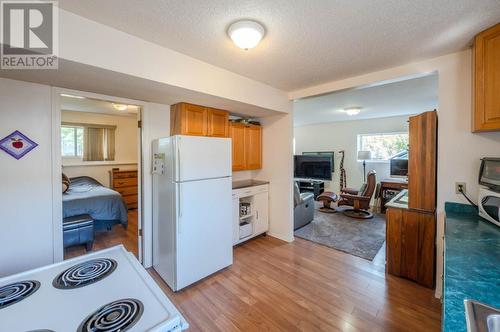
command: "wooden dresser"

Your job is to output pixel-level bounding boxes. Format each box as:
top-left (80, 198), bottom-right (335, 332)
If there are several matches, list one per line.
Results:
top-left (110, 168), bottom-right (138, 209)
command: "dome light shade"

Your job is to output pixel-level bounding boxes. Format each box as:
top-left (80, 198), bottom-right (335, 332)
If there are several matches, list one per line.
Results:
top-left (228, 20), bottom-right (265, 50)
top-left (112, 103), bottom-right (128, 111)
top-left (344, 107), bottom-right (361, 116)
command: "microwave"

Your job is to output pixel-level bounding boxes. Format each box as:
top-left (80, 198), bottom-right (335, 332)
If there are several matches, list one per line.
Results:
top-left (478, 187), bottom-right (500, 227)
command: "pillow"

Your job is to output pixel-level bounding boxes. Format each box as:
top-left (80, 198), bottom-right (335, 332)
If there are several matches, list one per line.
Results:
top-left (62, 173), bottom-right (70, 193)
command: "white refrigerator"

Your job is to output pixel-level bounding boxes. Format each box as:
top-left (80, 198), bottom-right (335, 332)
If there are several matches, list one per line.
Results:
top-left (152, 135), bottom-right (233, 291)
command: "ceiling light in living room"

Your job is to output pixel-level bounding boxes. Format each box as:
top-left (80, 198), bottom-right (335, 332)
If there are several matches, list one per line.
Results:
top-left (112, 103), bottom-right (128, 111)
top-left (344, 107), bottom-right (361, 116)
top-left (228, 20), bottom-right (265, 50)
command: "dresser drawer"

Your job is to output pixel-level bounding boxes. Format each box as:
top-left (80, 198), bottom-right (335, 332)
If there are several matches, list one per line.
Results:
top-left (113, 171), bottom-right (137, 179)
top-left (123, 195), bottom-right (138, 205)
top-left (116, 186), bottom-right (138, 196)
top-left (113, 178), bottom-right (138, 188)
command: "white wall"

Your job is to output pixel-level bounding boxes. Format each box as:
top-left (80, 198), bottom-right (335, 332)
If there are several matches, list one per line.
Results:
top-left (290, 49), bottom-right (500, 298)
top-left (141, 103), bottom-right (171, 268)
top-left (254, 113), bottom-right (295, 242)
top-left (61, 110), bottom-right (138, 186)
top-left (294, 115), bottom-right (409, 193)
top-left (0, 78), bottom-right (55, 276)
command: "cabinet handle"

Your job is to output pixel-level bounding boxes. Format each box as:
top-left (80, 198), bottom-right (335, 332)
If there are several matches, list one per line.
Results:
top-left (256, 211), bottom-right (259, 219)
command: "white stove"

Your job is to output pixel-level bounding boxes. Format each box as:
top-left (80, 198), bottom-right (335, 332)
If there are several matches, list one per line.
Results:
top-left (0, 245), bottom-right (188, 332)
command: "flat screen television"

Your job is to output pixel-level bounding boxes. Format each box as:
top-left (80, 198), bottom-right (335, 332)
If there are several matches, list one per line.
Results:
top-left (294, 155), bottom-right (332, 180)
top-left (390, 150), bottom-right (408, 177)
top-left (479, 158), bottom-right (500, 191)
top-left (302, 151), bottom-right (334, 170)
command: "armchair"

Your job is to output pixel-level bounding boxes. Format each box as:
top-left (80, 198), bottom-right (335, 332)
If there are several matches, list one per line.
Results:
top-left (293, 182), bottom-right (315, 230)
top-left (338, 170), bottom-right (377, 219)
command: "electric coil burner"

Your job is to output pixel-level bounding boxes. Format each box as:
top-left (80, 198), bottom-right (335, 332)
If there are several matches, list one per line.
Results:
top-left (53, 258), bottom-right (117, 289)
top-left (0, 280), bottom-right (40, 309)
top-left (78, 298), bottom-right (144, 332)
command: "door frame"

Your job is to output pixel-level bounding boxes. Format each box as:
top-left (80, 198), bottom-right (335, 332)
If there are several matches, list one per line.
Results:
top-left (51, 87), bottom-right (149, 264)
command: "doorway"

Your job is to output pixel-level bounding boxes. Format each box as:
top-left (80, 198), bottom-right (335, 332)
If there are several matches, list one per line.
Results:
top-left (55, 90), bottom-right (144, 261)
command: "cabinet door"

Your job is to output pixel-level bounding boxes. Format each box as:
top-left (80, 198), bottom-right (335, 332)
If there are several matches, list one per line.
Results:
top-left (230, 123), bottom-right (246, 171)
top-left (232, 196), bottom-right (240, 245)
top-left (408, 111), bottom-right (437, 212)
top-left (253, 191), bottom-right (269, 235)
top-left (207, 108), bottom-right (229, 137)
top-left (386, 208), bottom-right (436, 288)
top-left (245, 125), bottom-right (262, 170)
top-left (183, 103), bottom-right (207, 136)
top-left (473, 23), bottom-right (500, 132)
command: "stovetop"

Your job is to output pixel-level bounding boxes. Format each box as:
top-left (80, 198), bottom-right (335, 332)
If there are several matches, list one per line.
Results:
top-left (0, 245), bottom-right (187, 332)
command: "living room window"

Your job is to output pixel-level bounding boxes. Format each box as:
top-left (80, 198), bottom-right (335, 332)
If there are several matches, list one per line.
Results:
top-left (357, 132), bottom-right (408, 161)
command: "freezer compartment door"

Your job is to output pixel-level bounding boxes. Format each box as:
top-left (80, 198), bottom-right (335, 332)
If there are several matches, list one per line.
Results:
top-left (175, 177), bottom-right (233, 290)
top-left (174, 135), bottom-right (231, 182)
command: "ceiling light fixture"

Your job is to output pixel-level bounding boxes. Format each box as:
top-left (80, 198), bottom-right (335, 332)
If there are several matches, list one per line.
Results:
top-left (344, 107), bottom-right (361, 116)
top-left (60, 93), bottom-right (85, 99)
top-left (112, 103), bottom-right (128, 111)
top-left (228, 20), bottom-right (265, 50)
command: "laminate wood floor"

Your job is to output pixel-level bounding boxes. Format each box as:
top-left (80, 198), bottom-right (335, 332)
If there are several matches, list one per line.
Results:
top-left (64, 210), bottom-right (138, 259)
top-left (149, 235), bottom-right (442, 332)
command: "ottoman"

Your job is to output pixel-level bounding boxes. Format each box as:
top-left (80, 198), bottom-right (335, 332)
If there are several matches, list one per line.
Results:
top-left (63, 214), bottom-right (94, 251)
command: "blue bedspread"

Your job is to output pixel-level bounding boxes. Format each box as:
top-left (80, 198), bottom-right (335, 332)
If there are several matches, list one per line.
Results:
top-left (63, 176), bottom-right (128, 227)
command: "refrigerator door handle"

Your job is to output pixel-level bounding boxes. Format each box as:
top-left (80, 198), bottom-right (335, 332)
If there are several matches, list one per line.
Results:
top-left (178, 184), bottom-right (183, 234)
top-left (176, 138), bottom-right (181, 181)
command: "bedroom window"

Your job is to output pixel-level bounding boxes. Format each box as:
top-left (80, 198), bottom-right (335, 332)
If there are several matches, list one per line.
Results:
top-left (61, 126), bottom-right (84, 157)
top-left (357, 132), bottom-right (408, 161)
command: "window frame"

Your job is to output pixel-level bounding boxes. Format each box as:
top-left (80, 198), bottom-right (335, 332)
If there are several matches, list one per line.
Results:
top-left (61, 125), bottom-right (84, 158)
top-left (357, 131), bottom-right (409, 162)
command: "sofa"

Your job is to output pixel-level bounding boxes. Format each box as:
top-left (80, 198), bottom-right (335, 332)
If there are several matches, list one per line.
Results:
top-left (294, 182), bottom-right (315, 230)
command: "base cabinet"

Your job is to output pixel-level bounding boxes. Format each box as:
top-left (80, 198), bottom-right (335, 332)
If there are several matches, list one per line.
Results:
top-left (386, 208), bottom-right (436, 288)
top-left (232, 184), bottom-right (269, 245)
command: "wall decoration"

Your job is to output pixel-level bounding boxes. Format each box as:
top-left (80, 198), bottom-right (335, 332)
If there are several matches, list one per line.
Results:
top-left (0, 130), bottom-right (38, 159)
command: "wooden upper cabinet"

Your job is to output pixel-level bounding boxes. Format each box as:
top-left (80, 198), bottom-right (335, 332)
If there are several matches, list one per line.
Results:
top-left (171, 103), bottom-right (207, 136)
top-left (229, 123), bottom-right (262, 171)
top-left (207, 108), bottom-right (229, 137)
top-left (245, 125), bottom-right (262, 170)
top-left (408, 110), bottom-right (437, 212)
top-left (170, 103), bottom-right (230, 137)
top-left (473, 23), bottom-right (500, 132)
top-left (230, 123), bottom-right (246, 171)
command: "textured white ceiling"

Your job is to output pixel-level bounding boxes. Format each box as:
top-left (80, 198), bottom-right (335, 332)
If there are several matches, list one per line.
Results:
top-left (293, 74), bottom-right (438, 126)
top-left (58, 0), bottom-right (500, 91)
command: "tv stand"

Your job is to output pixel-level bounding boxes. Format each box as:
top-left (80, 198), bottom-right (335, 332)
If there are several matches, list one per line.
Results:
top-left (295, 179), bottom-right (325, 199)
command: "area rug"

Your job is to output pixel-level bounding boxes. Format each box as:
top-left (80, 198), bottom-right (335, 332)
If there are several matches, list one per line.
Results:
top-left (294, 204), bottom-right (386, 260)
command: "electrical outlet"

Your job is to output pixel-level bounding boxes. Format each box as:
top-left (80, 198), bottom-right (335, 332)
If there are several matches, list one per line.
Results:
top-left (455, 182), bottom-right (466, 194)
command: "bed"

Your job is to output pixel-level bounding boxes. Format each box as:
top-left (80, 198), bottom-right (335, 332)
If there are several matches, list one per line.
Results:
top-left (63, 176), bottom-right (128, 231)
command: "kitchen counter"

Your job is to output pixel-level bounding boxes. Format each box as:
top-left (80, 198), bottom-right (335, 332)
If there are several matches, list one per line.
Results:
top-left (232, 179), bottom-right (269, 190)
top-left (385, 189), bottom-right (409, 209)
top-left (443, 202), bottom-right (500, 332)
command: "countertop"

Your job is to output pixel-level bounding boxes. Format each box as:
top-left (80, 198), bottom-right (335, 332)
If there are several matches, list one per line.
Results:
top-left (385, 189), bottom-right (409, 209)
top-left (443, 202), bottom-right (500, 332)
top-left (232, 179), bottom-right (269, 190)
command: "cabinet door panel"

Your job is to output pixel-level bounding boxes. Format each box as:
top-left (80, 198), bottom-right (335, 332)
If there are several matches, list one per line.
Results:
top-left (386, 208), bottom-right (402, 276)
top-left (245, 125), bottom-right (262, 170)
top-left (253, 191), bottom-right (269, 235)
top-left (230, 123), bottom-right (246, 171)
top-left (408, 111), bottom-right (437, 211)
top-left (183, 104), bottom-right (207, 136)
top-left (207, 109), bottom-right (229, 137)
top-left (473, 23), bottom-right (500, 132)
top-left (232, 197), bottom-right (240, 245)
